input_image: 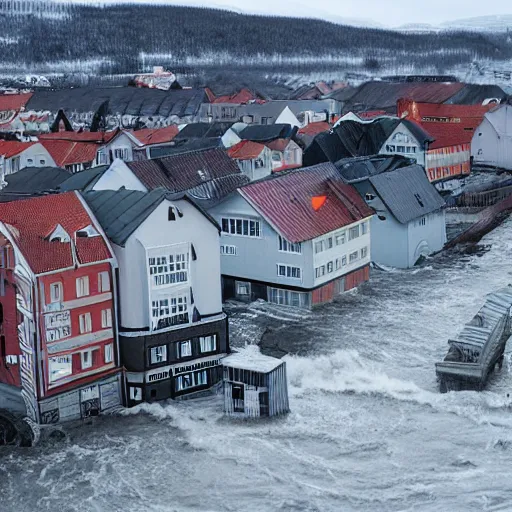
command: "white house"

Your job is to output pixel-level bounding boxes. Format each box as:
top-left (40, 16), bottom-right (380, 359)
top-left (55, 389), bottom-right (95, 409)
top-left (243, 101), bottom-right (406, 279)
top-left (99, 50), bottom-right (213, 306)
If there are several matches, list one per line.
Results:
top-left (83, 188), bottom-right (229, 404)
top-left (264, 138), bottom-right (303, 171)
top-left (227, 141), bottom-right (273, 181)
top-left (0, 141), bottom-right (56, 183)
top-left (471, 104), bottom-right (512, 170)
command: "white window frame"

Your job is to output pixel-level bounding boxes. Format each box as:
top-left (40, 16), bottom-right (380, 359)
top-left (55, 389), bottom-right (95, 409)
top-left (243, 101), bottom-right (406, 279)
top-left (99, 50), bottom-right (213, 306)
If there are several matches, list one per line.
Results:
top-left (361, 247), bottom-right (368, 259)
top-left (278, 236), bottom-right (301, 254)
top-left (179, 340), bottom-right (192, 358)
top-left (277, 264), bottom-right (301, 279)
top-left (220, 245), bottom-right (237, 256)
top-left (48, 355), bottom-right (73, 383)
top-left (104, 343), bottom-right (114, 364)
top-left (348, 225), bottom-right (360, 241)
top-left (315, 265), bottom-right (326, 278)
top-left (50, 282), bottom-right (62, 303)
top-left (76, 276), bottom-right (90, 298)
top-left (79, 312), bottom-right (92, 334)
top-left (149, 254), bottom-right (189, 286)
top-left (221, 217), bottom-right (261, 238)
top-left (314, 241), bottom-right (324, 254)
top-left (335, 231), bottom-right (346, 245)
top-left (101, 309), bottom-right (112, 328)
top-left (81, 350), bottom-right (93, 370)
top-left (349, 251), bottom-right (358, 263)
top-left (150, 345), bottom-right (167, 364)
top-left (361, 221), bottom-right (369, 235)
top-left (236, 281), bottom-right (250, 296)
top-left (98, 271), bottom-right (110, 292)
top-left (130, 387), bottom-right (142, 401)
top-left (199, 335), bottom-right (217, 353)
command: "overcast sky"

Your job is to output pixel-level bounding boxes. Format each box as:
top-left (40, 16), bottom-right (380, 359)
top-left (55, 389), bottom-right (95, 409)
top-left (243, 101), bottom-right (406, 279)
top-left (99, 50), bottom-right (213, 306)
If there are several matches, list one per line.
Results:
top-left (61, 0), bottom-right (512, 27)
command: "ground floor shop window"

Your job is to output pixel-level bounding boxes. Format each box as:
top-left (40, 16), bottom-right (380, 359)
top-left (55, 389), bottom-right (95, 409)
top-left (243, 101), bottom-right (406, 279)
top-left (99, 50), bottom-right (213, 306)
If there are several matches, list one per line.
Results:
top-left (175, 370), bottom-right (208, 392)
top-left (267, 287), bottom-right (310, 308)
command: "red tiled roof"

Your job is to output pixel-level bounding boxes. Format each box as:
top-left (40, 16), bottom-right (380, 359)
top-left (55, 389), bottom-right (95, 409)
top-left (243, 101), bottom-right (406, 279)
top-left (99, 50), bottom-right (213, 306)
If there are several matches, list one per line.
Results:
top-left (397, 98), bottom-right (492, 121)
top-left (0, 93), bottom-right (33, 112)
top-left (228, 140), bottom-right (266, 160)
top-left (0, 192), bottom-right (112, 274)
top-left (38, 130), bottom-right (118, 143)
top-left (358, 110), bottom-right (388, 119)
top-left (298, 122), bottom-right (331, 136)
top-left (40, 140), bottom-right (98, 167)
top-left (212, 88), bottom-right (265, 104)
top-left (422, 120), bottom-right (478, 149)
top-left (128, 125), bottom-right (179, 146)
top-left (128, 148), bottom-right (241, 192)
top-left (239, 163), bottom-right (373, 243)
top-left (265, 138), bottom-right (290, 152)
top-left (0, 141), bottom-right (36, 158)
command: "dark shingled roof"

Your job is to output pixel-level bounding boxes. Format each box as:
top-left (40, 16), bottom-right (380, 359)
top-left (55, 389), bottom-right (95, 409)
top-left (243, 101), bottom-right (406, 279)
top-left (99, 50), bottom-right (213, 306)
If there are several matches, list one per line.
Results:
top-left (82, 188), bottom-right (219, 247)
top-left (238, 124), bottom-right (296, 142)
top-left (369, 165), bottom-right (445, 224)
top-left (127, 148), bottom-right (242, 192)
top-left (57, 165), bottom-right (109, 192)
top-left (0, 166), bottom-right (70, 202)
top-left (148, 138), bottom-right (222, 159)
top-left (443, 84), bottom-right (507, 105)
top-left (186, 173), bottom-right (250, 209)
top-left (174, 122), bottom-right (234, 140)
top-left (335, 155), bottom-right (416, 183)
top-left (303, 118), bottom-right (432, 167)
top-left (26, 87), bottom-right (206, 118)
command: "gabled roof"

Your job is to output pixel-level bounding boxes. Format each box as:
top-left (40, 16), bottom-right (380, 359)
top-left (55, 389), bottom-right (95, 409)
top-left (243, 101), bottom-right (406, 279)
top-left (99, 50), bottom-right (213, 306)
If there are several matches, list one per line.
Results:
top-left (148, 138), bottom-right (222, 159)
top-left (423, 121), bottom-right (478, 150)
top-left (0, 167), bottom-right (71, 202)
top-left (0, 140), bottom-right (36, 158)
top-left (227, 140), bottom-right (266, 160)
top-left (57, 165), bottom-right (110, 192)
top-left (0, 191), bottom-right (112, 274)
top-left (127, 125), bottom-right (179, 146)
top-left (239, 163), bottom-right (373, 243)
top-left (83, 188), bottom-right (219, 247)
top-left (335, 155), bottom-right (416, 183)
top-left (127, 148), bottom-right (241, 192)
top-left (298, 122), bottom-right (331, 136)
top-left (0, 93), bottom-right (33, 112)
top-left (369, 165), bottom-right (445, 224)
top-left (186, 173), bottom-right (251, 209)
top-left (210, 88), bottom-right (264, 104)
top-left (238, 124), bottom-right (296, 142)
top-left (443, 84), bottom-right (507, 105)
top-left (38, 130), bottom-right (119, 143)
top-left (397, 99), bottom-right (493, 120)
top-left (39, 140), bottom-right (99, 166)
top-left (265, 138), bottom-right (292, 152)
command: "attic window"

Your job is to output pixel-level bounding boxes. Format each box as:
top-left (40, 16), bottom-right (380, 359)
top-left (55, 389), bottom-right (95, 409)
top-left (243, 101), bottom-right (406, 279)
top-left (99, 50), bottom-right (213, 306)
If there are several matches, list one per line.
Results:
top-left (414, 193), bottom-right (424, 207)
top-left (191, 244), bottom-right (197, 261)
top-left (365, 193), bottom-right (375, 201)
top-left (48, 224), bottom-right (70, 243)
top-left (168, 207), bottom-right (176, 221)
top-left (76, 225), bottom-right (100, 238)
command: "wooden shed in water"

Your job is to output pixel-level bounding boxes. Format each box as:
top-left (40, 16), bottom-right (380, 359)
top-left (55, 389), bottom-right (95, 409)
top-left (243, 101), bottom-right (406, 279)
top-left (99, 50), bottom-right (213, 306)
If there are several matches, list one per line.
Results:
top-left (222, 346), bottom-right (289, 418)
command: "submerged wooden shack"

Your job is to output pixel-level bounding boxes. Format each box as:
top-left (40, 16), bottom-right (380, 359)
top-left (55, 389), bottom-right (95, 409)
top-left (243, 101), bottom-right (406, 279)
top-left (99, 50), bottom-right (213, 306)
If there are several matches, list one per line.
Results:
top-left (222, 346), bottom-right (289, 418)
top-left (436, 287), bottom-right (512, 392)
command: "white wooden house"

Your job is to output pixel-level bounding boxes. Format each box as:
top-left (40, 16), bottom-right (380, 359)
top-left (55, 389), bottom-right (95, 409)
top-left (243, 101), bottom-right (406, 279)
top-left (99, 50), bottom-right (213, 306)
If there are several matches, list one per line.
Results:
top-left (0, 141), bottom-right (56, 184)
top-left (227, 141), bottom-right (273, 180)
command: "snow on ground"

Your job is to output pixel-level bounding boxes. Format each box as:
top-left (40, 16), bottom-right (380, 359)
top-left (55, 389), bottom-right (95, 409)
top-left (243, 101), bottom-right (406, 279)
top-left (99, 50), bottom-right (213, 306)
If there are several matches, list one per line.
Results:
top-left (2, 219), bottom-right (512, 511)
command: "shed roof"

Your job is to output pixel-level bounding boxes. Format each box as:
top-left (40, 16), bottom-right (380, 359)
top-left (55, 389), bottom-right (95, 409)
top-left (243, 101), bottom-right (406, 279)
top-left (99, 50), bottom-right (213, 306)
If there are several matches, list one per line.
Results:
top-left (239, 163), bottom-right (373, 243)
top-left (0, 191), bottom-right (112, 274)
top-left (222, 345), bottom-right (284, 373)
top-left (369, 165), bottom-right (445, 224)
top-left (0, 166), bottom-right (70, 202)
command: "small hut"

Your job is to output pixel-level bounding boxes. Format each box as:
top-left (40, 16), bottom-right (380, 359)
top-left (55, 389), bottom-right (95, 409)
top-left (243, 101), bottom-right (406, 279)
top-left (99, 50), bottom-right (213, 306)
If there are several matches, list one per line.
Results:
top-left (222, 346), bottom-right (289, 418)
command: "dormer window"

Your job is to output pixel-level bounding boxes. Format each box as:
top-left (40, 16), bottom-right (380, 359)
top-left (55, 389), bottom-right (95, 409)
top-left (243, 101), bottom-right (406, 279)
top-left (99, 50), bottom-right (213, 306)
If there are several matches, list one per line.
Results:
top-left (76, 225), bottom-right (100, 238)
top-left (48, 224), bottom-right (70, 243)
top-left (168, 207), bottom-right (176, 221)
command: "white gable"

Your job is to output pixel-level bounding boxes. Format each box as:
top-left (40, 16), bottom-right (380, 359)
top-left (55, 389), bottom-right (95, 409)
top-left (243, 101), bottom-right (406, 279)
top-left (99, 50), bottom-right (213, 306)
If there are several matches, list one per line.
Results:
top-left (92, 158), bottom-right (148, 192)
top-left (275, 107), bottom-right (300, 128)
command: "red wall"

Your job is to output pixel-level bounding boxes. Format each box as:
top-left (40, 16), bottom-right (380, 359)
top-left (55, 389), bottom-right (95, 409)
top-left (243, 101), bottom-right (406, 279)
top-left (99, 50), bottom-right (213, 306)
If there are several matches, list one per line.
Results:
top-left (312, 265), bottom-right (370, 305)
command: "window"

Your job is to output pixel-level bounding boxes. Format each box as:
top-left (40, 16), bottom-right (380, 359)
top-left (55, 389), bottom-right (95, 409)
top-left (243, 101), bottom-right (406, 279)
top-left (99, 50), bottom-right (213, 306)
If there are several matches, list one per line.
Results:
top-left (179, 340), bottom-right (192, 358)
top-left (79, 313), bottom-right (92, 334)
top-left (385, 145), bottom-right (395, 152)
top-left (342, 255), bottom-right (347, 266)
top-left (220, 245), bottom-right (237, 256)
top-left (361, 247), bottom-right (368, 258)
top-left (278, 236), bottom-right (301, 254)
top-left (98, 271), bottom-right (110, 293)
top-left (410, 146), bottom-right (417, 153)
top-left (200, 335), bottom-right (216, 353)
top-left (348, 225), bottom-right (360, 240)
top-left (349, 251), bottom-right (358, 263)
top-left (315, 265), bottom-right (326, 278)
top-left (268, 287), bottom-right (310, 307)
top-left (104, 343), bottom-right (114, 364)
top-left (150, 345), bottom-right (167, 364)
top-left (113, 148), bottom-right (129, 161)
top-left (418, 217), bottom-right (426, 226)
top-left (76, 276), bottom-right (90, 298)
top-left (335, 232), bottom-right (346, 245)
top-left (314, 241), bottom-right (324, 254)
top-left (81, 350), bottom-right (93, 370)
top-left (196, 370), bottom-right (207, 386)
top-left (27, 158), bottom-right (33, 165)
top-left (254, 159), bottom-right (264, 169)
top-left (336, 258), bottom-right (341, 270)
top-left (221, 217), bottom-right (261, 237)
top-left (49, 355), bottom-right (72, 383)
top-left (168, 207), bottom-right (176, 221)
top-left (365, 193), bottom-right (375, 201)
top-left (361, 221), bottom-right (369, 235)
top-left (149, 254), bottom-right (189, 286)
top-left (327, 261), bottom-right (334, 273)
top-left (277, 265), bottom-right (301, 279)
top-left (176, 373), bottom-right (193, 391)
top-left (97, 150), bottom-right (108, 165)
top-left (151, 295), bottom-right (189, 330)
top-left (397, 146), bottom-right (405, 153)
top-left (327, 237), bottom-right (333, 249)
top-left (236, 281), bottom-right (250, 296)
top-left (129, 387), bottom-right (142, 401)
top-left (101, 309), bottom-right (112, 328)
top-left (50, 282), bottom-right (62, 303)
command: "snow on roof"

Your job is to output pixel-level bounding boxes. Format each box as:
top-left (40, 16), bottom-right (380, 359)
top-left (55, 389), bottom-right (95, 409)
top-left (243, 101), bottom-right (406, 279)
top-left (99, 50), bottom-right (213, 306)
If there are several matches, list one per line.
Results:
top-left (222, 345), bottom-right (284, 373)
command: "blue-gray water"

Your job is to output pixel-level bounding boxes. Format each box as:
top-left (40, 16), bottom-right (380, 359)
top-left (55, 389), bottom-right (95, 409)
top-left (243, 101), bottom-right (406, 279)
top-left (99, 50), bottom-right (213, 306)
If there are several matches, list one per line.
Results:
top-left (2, 219), bottom-right (512, 512)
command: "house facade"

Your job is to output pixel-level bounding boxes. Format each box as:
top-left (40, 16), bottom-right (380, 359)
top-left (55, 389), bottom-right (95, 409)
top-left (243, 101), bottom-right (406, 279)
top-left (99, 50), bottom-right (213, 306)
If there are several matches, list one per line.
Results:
top-left (209, 164), bottom-right (373, 308)
top-left (227, 141), bottom-right (273, 180)
top-left (0, 192), bottom-right (122, 429)
top-left (0, 141), bottom-right (56, 183)
top-left (83, 189), bottom-right (229, 405)
top-left (265, 139), bottom-right (303, 172)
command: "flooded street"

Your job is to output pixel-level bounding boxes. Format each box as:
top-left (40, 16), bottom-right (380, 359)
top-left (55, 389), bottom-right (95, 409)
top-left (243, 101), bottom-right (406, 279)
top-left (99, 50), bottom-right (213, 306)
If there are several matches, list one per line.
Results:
top-left (2, 219), bottom-right (512, 512)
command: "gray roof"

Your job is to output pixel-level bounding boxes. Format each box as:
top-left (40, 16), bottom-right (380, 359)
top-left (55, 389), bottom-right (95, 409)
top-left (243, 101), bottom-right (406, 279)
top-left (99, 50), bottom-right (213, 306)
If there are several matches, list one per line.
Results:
top-left (58, 165), bottom-right (109, 192)
top-left (0, 166), bottom-right (71, 202)
top-left (83, 188), bottom-right (219, 247)
top-left (238, 99), bottom-right (340, 118)
top-left (369, 165), bottom-right (445, 224)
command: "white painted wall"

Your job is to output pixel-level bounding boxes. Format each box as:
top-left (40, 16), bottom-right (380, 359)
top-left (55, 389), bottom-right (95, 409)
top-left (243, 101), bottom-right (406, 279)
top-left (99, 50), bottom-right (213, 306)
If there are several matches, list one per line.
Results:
top-left (114, 199), bottom-right (222, 330)
top-left (221, 129), bottom-right (242, 149)
top-left (379, 123), bottom-right (425, 167)
top-left (92, 159), bottom-right (148, 192)
top-left (103, 133), bottom-right (134, 163)
top-left (275, 107), bottom-right (301, 128)
top-left (1, 143), bottom-right (56, 179)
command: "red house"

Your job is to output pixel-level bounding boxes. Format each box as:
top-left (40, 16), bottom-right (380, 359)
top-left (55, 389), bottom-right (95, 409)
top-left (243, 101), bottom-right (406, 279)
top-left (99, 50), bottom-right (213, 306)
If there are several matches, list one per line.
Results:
top-left (0, 191), bottom-right (122, 429)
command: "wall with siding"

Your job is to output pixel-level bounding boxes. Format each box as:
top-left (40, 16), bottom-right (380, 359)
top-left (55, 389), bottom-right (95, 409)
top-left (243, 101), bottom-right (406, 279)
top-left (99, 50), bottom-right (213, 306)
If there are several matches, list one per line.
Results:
top-left (407, 210), bottom-right (446, 267)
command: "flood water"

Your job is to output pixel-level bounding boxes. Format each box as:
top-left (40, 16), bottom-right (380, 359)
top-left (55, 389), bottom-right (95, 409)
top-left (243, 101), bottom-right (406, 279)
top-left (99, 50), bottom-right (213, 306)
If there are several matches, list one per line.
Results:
top-left (2, 219), bottom-right (512, 512)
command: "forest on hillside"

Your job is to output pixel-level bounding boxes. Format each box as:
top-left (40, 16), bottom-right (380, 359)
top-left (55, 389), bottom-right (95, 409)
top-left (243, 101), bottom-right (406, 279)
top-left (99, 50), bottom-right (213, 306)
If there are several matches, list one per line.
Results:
top-left (1, 3), bottom-right (512, 77)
